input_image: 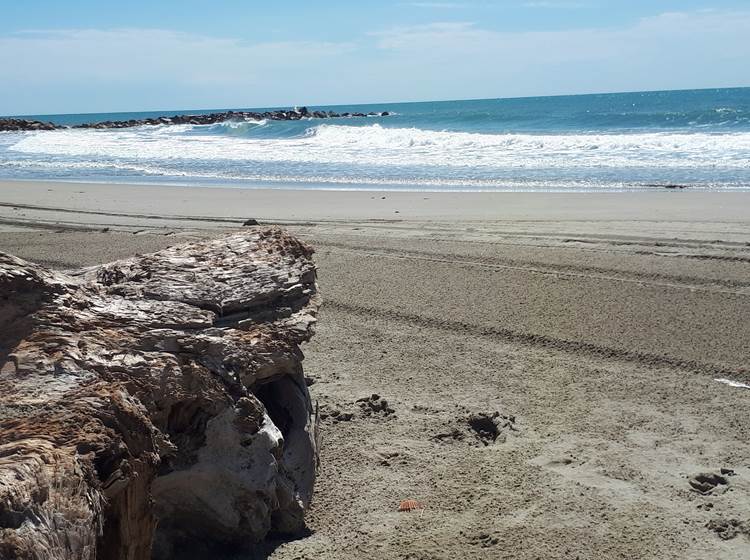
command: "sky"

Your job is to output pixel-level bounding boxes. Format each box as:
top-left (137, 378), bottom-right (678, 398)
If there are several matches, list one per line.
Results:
top-left (1, 0), bottom-right (749, 115)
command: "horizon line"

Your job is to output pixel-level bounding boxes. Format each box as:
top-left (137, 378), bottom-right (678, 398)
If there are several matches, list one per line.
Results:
top-left (6, 85), bottom-right (749, 120)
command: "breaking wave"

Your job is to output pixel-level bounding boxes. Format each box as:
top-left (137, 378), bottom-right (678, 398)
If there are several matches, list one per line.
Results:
top-left (2, 88), bottom-right (750, 190)
top-left (7, 123), bottom-right (750, 170)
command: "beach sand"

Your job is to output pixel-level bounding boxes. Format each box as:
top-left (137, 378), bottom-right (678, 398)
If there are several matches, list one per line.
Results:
top-left (2, 180), bottom-right (750, 559)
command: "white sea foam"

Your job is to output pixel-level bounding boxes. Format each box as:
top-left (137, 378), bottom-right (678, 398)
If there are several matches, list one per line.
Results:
top-left (8, 124), bottom-right (750, 170)
top-left (0, 158), bottom-right (623, 190)
top-left (213, 119), bottom-right (267, 130)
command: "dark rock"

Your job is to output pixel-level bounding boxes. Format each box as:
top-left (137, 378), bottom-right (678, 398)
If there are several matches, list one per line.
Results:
top-left (243, 218), bottom-right (260, 226)
top-left (0, 118), bottom-right (58, 131)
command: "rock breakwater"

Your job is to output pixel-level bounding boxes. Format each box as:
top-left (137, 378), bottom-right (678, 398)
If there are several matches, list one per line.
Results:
top-left (0, 107), bottom-right (391, 131)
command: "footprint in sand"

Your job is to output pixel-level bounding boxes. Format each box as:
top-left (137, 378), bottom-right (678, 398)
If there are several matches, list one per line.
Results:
top-left (433, 411), bottom-right (517, 446)
top-left (706, 518), bottom-right (750, 540)
top-left (689, 471), bottom-right (732, 495)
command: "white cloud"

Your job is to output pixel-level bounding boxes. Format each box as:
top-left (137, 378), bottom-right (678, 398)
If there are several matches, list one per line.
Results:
top-left (408, 2), bottom-right (462, 7)
top-left (367, 10), bottom-right (750, 97)
top-left (1, 10), bottom-right (748, 114)
top-left (0, 28), bottom-right (356, 113)
top-left (522, 1), bottom-right (585, 8)
top-left (1, 28), bottom-right (353, 82)
top-left (369, 22), bottom-right (488, 51)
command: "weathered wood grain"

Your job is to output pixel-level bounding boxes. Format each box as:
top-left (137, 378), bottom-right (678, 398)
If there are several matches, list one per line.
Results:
top-left (0, 229), bottom-right (319, 559)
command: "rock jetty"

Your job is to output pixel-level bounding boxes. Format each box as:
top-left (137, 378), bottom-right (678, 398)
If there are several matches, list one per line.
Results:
top-left (0, 118), bottom-right (57, 131)
top-left (0, 107), bottom-right (391, 131)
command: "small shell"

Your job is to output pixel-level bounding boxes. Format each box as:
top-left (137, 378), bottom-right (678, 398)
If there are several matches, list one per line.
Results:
top-left (398, 499), bottom-right (423, 512)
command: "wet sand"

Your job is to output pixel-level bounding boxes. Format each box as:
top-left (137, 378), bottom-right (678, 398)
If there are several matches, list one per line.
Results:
top-left (1, 180), bottom-right (749, 559)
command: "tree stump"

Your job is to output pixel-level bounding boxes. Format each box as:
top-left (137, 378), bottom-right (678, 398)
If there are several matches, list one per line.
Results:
top-left (0, 229), bottom-right (319, 559)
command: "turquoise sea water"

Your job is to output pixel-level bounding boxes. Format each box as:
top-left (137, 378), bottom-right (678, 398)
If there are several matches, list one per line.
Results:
top-left (1, 87), bottom-right (749, 191)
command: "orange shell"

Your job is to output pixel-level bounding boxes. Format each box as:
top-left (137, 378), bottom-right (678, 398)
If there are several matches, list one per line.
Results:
top-left (398, 499), bottom-right (423, 512)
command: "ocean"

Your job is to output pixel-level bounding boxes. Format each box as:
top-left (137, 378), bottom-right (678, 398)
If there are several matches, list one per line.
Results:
top-left (1, 87), bottom-right (749, 191)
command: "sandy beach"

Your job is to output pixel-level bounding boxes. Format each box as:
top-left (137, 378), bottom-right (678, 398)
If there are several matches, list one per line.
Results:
top-left (2, 180), bottom-right (749, 559)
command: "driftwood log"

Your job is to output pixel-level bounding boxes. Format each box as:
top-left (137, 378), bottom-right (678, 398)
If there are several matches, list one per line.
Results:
top-left (0, 230), bottom-right (319, 559)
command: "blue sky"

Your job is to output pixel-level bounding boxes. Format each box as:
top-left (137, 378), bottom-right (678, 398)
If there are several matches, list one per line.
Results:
top-left (2, 1), bottom-right (749, 115)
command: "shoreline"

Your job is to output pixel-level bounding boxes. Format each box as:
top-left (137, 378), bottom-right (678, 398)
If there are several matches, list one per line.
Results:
top-left (4, 176), bottom-right (748, 194)
top-left (1, 179), bottom-right (750, 228)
